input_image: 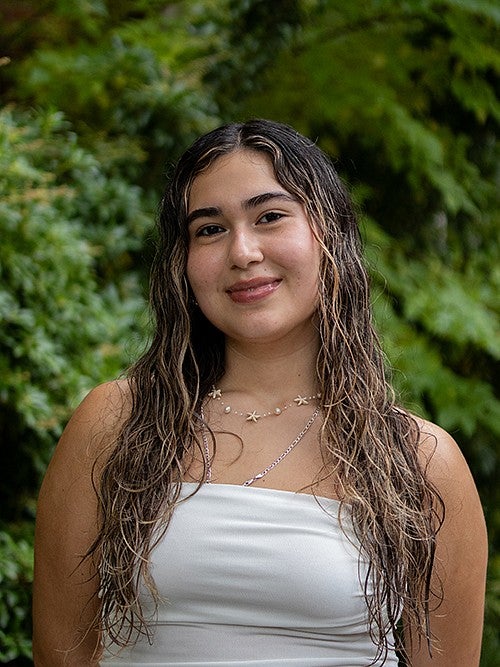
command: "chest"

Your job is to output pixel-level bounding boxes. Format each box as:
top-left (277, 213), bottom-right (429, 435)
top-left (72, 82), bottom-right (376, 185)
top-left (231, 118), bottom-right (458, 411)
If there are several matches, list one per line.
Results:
top-left (185, 410), bottom-right (337, 498)
top-left (146, 485), bottom-right (370, 630)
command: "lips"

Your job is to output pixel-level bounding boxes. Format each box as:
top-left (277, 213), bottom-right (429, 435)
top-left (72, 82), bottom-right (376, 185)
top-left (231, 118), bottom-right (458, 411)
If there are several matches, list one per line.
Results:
top-left (227, 277), bottom-right (282, 304)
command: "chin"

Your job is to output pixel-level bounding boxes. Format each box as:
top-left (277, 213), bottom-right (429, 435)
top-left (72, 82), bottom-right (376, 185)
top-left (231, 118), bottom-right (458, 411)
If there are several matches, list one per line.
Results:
top-left (227, 322), bottom-right (317, 348)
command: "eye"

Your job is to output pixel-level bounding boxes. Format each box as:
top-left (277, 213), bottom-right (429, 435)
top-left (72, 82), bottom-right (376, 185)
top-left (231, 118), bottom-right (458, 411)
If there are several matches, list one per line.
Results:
top-left (258, 211), bottom-right (284, 224)
top-left (195, 224), bottom-right (225, 238)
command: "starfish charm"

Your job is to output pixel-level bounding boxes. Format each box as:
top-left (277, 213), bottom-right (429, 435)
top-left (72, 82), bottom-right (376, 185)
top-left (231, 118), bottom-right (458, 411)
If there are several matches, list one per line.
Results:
top-left (209, 388), bottom-right (222, 399)
top-left (246, 411), bottom-right (261, 422)
top-left (294, 395), bottom-right (309, 406)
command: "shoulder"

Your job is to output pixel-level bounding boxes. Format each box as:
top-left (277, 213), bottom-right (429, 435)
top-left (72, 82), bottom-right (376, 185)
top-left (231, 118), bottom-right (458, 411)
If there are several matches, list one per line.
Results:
top-left (403, 424), bottom-right (487, 663)
top-left (60, 379), bottom-right (132, 455)
top-left (35, 379), bottom-right (134, 558)
top-left (413, 417), bottom-right (480, 503)
top-left (40, 379), bottom-right (133, 493)
top-left (33, 380), bottom-right (132, 664)
top-left (412, 416), bottom-right (487, 566)
top-left (69, 378), bottom-right (132, 431)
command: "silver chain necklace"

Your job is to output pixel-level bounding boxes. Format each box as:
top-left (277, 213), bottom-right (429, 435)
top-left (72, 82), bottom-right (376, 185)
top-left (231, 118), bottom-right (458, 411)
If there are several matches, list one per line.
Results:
top-left (200, 405), bottom-right (320, 486)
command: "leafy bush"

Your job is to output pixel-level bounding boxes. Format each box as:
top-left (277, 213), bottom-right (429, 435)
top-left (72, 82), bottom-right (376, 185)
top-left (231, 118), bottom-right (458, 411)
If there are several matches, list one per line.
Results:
top-left (0, 533), bottom-right (33, 662)
top-left (0, 105), bottom-right (149, 661)
top-left (0, 106), bottom-right (148, 508)
top-left (0, 0), bottom-right (498, 662)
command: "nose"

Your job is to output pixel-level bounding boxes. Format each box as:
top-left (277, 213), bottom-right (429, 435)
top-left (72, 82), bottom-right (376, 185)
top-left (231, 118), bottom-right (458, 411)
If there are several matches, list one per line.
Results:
top-left (228, 228), bottom-right (264, 269)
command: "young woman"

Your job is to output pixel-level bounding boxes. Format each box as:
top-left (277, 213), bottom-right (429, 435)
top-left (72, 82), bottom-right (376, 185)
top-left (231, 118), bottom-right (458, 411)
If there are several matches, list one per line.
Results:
top-left (33, 119), bottom-right (487, 666)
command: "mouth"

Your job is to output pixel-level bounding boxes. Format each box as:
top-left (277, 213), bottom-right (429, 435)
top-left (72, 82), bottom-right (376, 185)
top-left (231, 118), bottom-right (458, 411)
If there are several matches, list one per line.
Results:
top-left (227, 278), bottom-right (282, 303)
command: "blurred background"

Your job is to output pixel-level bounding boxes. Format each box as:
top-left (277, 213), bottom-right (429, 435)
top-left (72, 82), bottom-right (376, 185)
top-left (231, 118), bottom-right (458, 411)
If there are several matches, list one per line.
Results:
top-left (0, 1), bottom-right (498, 664)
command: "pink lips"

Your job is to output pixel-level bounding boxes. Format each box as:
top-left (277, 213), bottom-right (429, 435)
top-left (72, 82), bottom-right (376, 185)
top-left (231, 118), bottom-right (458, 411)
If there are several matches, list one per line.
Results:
top-left (227, 277), bottom-right (281, 304)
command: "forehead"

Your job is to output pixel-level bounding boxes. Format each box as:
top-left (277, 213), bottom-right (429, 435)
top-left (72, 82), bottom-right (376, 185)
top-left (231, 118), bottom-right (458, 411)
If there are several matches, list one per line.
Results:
top-left (188, 149), bottom-right (282, 209)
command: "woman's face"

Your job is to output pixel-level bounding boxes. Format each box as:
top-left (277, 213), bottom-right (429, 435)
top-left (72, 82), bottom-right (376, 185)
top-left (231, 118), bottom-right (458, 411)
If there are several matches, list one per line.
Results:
top-left (186, 149), bottom-right (321, 348)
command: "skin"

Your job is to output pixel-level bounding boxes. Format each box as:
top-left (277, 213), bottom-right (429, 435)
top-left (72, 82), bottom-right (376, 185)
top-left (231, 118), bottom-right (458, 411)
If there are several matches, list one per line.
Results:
top-left (32, 149), bottom-right (487, 665)
top-left (404, 420), bottom-right (487, 666)
top-left (32, 382), bottom-right (121, 665)
top-left (186, 149), bottom-right (322, 348)
top-left (185, 149), bottom-right (325, 492)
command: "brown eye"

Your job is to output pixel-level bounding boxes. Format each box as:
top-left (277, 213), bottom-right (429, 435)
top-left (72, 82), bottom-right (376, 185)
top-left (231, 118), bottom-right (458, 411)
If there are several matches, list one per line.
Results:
top-left (258, 212), bottom-right (284, 224)
top-left (195, 224), bottom-right (225, 237)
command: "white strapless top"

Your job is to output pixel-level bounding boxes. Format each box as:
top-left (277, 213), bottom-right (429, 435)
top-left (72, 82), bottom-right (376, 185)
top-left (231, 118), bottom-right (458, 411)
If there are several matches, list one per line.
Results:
top-left (101, 483), bottom-right (398, 666)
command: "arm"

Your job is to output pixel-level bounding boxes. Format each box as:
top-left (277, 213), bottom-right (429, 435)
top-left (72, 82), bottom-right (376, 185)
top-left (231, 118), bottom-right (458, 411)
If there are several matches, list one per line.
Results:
top-left (32, 381), bottom-right (129, 666)
top-left (404, 421), bottom-right (488, 666)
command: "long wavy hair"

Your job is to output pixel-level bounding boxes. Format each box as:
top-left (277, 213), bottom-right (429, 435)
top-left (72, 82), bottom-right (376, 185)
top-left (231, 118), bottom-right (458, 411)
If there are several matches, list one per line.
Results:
top-left (90, 119), bottom-right (444, 663)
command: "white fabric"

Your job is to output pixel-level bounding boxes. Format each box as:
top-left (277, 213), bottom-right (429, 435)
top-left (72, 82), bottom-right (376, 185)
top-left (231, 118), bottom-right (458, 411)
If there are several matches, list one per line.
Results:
top-left (101, 482), bottom-right (399, 666)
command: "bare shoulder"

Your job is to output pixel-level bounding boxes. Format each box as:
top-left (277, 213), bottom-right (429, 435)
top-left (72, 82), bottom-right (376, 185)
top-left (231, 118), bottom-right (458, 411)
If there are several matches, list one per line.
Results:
top-left (36, 378), bottom-right (133, 526)
top-left (33, 380), bottom-right (133, 665)
top-left (35, 378), bottom-right (134, 561)
top-left (412, 416), bottom-right (483, 509)
top-left (50, 379), bottom-right (132, 468)
top-left (414, 416), bottom-right (461, 462)
top-left (411, 415), bottom-right (487, 534)
top-left (403, 416), bottom-right (487, 666)
top-left (65, 378), bottom-right (132, 442)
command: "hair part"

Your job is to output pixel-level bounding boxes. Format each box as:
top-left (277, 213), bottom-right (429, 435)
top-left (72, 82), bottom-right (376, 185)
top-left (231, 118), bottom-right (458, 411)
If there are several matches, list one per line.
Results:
top-left (88, 119), bottom-right (444, 663)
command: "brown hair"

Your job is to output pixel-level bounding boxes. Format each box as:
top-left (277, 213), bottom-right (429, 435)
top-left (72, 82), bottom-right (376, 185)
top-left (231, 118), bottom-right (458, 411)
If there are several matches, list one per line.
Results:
top-left (91, 119), bottom-right (444, 663)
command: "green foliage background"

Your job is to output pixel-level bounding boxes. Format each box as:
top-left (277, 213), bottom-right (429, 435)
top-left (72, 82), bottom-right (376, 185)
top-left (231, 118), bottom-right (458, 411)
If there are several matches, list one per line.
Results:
top-left (0, 1), bottom-right (498, 663)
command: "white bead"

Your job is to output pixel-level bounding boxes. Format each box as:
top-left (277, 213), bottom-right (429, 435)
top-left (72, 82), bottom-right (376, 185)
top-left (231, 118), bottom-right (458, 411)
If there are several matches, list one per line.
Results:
top-left (274, 407), bottom-right (282, 415)
top-left (225, 406), bottom-right (231, 413)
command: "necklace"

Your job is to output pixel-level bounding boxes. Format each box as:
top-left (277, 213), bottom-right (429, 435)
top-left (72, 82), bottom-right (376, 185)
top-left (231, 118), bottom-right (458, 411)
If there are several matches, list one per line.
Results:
top-left (208, 387), bottom-right (321, 422)
top-left (200, 405), bottom-right (320, 486)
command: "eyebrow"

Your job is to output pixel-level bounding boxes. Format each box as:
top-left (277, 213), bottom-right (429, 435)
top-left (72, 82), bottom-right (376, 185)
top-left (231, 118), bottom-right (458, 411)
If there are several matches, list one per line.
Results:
top-left (185, 191), bottom-right (298, 226)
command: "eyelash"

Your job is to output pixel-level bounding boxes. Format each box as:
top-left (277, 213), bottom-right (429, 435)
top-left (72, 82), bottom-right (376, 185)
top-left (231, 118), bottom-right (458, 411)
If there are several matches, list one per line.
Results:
top-left (195, 224), bottom-right (225, 238)
top-left (258, 211), bottom-right (284, 224)
top-left (194, 211), bottom-right (285, 238)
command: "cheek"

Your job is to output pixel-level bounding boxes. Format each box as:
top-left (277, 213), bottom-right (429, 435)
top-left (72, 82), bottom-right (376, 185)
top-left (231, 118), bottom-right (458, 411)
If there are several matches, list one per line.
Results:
top-left (186, 251), bottom-right (212, 300)
top-left (186, 245), bottom-right (202, 284)
top-left (283, 237), bottom-right (321, 282)
top-left (294, 244), bottom-right (322, 305)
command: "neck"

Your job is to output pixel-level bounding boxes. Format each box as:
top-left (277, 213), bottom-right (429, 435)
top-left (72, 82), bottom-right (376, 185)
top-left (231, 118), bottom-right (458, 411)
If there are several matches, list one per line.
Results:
top-left (221, 332), bottom-right (320, 400)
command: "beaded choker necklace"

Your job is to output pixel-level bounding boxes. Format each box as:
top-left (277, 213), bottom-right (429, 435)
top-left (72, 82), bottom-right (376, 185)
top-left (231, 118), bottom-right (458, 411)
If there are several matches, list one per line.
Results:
top-left (208, 387), bottom-right (321, 423)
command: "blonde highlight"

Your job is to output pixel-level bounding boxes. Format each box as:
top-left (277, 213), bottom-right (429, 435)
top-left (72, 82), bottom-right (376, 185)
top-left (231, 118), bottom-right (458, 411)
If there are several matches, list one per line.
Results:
top-left (87, 120), bottom-right (444, 663)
